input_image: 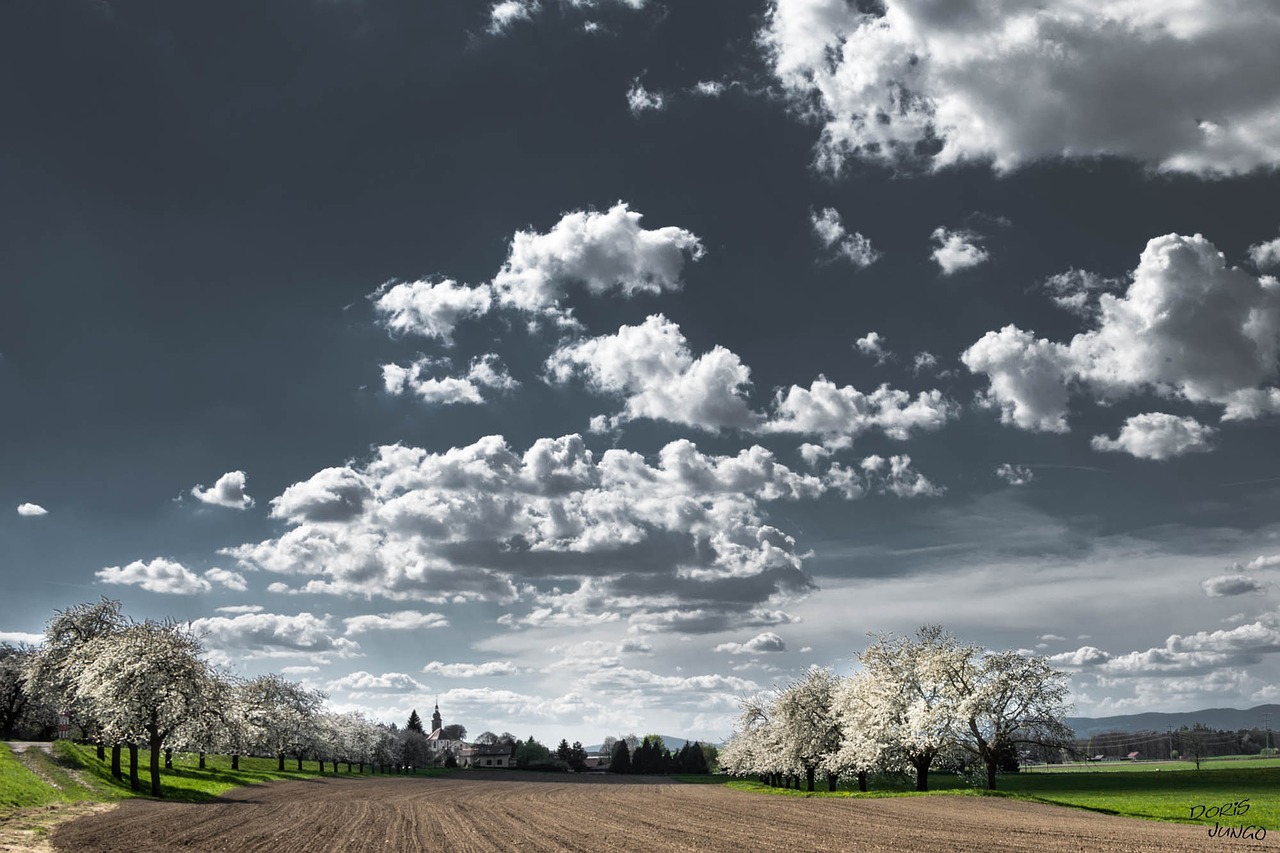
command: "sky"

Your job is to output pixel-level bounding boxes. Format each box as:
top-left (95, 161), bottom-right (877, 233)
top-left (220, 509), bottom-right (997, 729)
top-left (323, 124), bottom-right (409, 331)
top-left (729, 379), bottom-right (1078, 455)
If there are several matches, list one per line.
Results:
top-left (3, 0), bottom-right (1280, 745)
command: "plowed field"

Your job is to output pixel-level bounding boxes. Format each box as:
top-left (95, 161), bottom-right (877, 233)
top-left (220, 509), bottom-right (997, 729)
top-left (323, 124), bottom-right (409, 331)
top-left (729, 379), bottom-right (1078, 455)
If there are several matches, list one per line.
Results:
top-left (52, 772), bottom-right (1260, 852)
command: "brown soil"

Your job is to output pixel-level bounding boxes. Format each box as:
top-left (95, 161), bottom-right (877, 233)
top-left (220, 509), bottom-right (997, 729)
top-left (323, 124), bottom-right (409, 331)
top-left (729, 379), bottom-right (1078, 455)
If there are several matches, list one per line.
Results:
top-left (51, 772), bottom-right (1262, 853)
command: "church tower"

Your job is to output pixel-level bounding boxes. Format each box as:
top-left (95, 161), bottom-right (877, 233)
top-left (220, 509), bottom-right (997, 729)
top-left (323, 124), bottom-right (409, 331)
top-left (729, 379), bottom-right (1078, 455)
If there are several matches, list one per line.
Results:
top-left (432, 700), bottom-right (443, 735)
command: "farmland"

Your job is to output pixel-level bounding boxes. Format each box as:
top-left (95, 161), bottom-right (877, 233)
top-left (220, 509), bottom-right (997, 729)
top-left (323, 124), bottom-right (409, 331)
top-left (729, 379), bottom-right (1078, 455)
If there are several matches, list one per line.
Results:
top-left (50, 772), bottom-right (1241, 853)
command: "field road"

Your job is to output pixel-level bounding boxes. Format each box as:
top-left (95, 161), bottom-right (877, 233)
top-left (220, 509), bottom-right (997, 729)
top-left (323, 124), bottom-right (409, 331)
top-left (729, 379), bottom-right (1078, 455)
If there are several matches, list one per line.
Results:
top-left (52, 772), bottom-right (1263, 852)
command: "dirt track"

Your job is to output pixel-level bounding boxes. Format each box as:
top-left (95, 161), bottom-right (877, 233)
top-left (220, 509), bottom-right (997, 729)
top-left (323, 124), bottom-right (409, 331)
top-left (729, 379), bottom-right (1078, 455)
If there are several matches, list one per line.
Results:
top-left (52, 772), bottom-right (1264, 852)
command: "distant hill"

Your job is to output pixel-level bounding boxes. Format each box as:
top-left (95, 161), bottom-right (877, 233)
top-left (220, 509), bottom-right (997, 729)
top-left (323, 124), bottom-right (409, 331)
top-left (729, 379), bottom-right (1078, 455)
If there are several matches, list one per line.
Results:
top-left (585, 736), bottom-right (716, 754)
top-left (1067, 704), bottom-right (1280, 737)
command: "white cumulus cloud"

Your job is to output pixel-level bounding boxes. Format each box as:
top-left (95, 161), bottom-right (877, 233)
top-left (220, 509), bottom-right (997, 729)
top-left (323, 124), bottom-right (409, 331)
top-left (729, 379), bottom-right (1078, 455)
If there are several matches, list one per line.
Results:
top-left (370, 278), bottom-right (493, 344)
top-left (713, 631), bottom-right (787, 654)
top-left (492, 203), bottom-right (703, 321)
top-left (382, 354), bottom-right (518, 405)
top-left (1201, 574), bottom-right (1267, 598)
top-left (97, 557), bottom-right (211, 595)
top-left (965, 233), bottom-right (1280, 433)
top-left (1091, 413), bottom-right (1216, 460)
top-left (810, 207), bottom-right (880, 267)
top-left (760, 0), bottom-right (1280, 175)
top-left (423, 660), bottom-right (519, 678)
top-left (16, 503), bottom-right (47, 517)
top-left (931, 227), bottom-right (989, 275)
top-left (546, 314), bottom-right (758, 432)
top-left (342, 611), bottom-right (449, 635)
top-left (995, 464), bottom-right (1034, 486)
top-left (191, 470), bottom-right (254, 510)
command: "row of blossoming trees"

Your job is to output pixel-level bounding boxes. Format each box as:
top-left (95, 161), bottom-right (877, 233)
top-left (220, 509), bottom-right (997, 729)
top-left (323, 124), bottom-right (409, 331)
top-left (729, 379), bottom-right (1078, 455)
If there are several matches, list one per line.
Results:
top-left (21, 600), bottom-right (431, 797)
top-left (718, 626), bottom-right (1074, 792)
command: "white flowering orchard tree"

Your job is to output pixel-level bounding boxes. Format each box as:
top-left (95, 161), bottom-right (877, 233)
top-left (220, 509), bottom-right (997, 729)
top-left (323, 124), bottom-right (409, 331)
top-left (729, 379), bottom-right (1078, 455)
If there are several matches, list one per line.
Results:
top-left (72, 620), bottom-right (215, 797)
top-left (774, 668), bottom-right (844, 792)
top-left (719, 692), bottom-right (794, 787)
top-left (852, 626), bottom-right (971, 792)
top-left (23, 599), bottom-right (128, 754)
top-left (237, 673), bottom-right (325, 771)
top-left (828, 672), bottom-right (896, 792)
top-left (942, 648), bottom-right (1073, 790)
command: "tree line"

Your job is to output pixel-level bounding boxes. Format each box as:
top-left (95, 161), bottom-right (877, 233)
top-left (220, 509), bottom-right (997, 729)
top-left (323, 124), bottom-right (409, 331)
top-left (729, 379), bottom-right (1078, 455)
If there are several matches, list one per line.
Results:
top-left (4, 600), bottom-right (474, 797)
top-left (719, 626), bottom-right (1073, 792)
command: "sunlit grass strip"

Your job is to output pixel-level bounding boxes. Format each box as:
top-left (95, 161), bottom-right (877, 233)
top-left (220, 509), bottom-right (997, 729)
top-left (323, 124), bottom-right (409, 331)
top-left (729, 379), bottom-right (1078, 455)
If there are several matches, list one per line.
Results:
top-left (0, 742), bottom-right (66, 810)
top-left (722, 765), bottom-right (1280, 830)
top-left (57, 745), bottom-right (447, 802)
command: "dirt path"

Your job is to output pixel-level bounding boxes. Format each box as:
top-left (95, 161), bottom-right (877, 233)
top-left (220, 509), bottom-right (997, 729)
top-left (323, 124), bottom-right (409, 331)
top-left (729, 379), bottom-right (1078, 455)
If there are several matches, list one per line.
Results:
top-left (49, 772), bottom-right (1264, 852)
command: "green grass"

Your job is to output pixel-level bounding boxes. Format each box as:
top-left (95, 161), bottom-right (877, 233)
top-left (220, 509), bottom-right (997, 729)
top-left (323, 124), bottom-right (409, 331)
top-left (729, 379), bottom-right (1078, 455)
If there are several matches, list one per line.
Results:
top-left (2, 743), bottom-right (453, 809)
top-left (720, 764), bottom-right (1280, 830)
top-left (0, 742), bottom-right (66, 809)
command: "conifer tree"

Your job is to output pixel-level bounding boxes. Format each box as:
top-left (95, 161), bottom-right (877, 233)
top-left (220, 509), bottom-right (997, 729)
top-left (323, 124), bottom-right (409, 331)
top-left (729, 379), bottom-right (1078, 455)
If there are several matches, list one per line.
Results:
top-left (406, 709), bottom-right (424, 734)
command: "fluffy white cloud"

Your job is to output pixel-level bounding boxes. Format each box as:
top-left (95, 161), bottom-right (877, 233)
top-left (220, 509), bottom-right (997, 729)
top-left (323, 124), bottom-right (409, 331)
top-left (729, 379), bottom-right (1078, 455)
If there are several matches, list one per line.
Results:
top-left (97, 557), bottom-right (211, 595)
top-left (269, 466), bottom-right (372, 525)
top-left (763, 376), bottom-right (955, 448)
top-left (215, 604), bottom-right (263, 614)
top-left (342, 611), bottom-right (449, 635)
top-left (190, 611), bottom-right (360, 658)
top-left (0, 632), bottom-right (44, 645)
top-left (930, 227), bottom-right (988, 275)
top-left (423, 660), bottom-right (518, 678)
top-left (329, 671), bottom-right (425, 693)
top-left (546, 314), bottom-right (758, 432)
top-left (713, 631), bottom-right (787, 654)
top-left (912, 352), bottom-right (938, 375)
top-left (224, 433), bottom-right (832, 630)
top-left (16, 503), bottom-right (47, 517)
top-left (857, 454), bottom-right (943, 498)
top-left (1201, 574), bottom-right (1267, 597)
top-left (626, 79), bottom-right (665, 115)
top-left (1249, 233), bottom-right (1280, 269)
top-left (962, 326), bottom-right (1073, 432)
top-left (810, 207), bottom-right (880, 267)
top-left (995, 463), bottom-right (1034, 486)
top-left (204, 568), bottom-right (247, 591)
top-left (965, 232), bottom-right (1280, 433)
top-left (382, 354), bottom-right (518, 405)
top-left (487, 0), bottom-right (538, 34)
top-left (1042, 269), bottom-right (1124, 317)
top-left (371, 278), bottom-right (493, 344)
top-left (854, 331), bottom-right (889, 363)
top-left (1091, 413), bottom-right (1216, 460)
top-left (191, 470), bottom-right (254, 510)
top-left (1048, 646), bottom-right (1112, 667)
top-left (760, 0), bottom-right (1280, 175)
top-left (491, 204), bottom-right (703, 320)
top-left (1059, 610), bottom-right (1280, 680)
top-left (1248, 554), bottom-right (1280, 570)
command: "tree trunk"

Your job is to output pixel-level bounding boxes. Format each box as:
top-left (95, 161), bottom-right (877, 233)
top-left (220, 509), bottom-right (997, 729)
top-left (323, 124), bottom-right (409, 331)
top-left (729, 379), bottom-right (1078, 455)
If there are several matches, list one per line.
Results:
top-left (333, 759), bottom-right (339, 773)
top-left (857, 771), bottom-right (868, 792)
top-left (317, 758), bottom-right (323, 773)
top-left (297, 754), bottom-right (303, 771)
top-left (278, 753), bottom-right (285, 771)
top-left (231, 754), bottom-right (239, 771)
top-left (128, 743), bottom-right (140, 790)
top-left (805, 765), bottom-right (815, 792)
top-left (199, 752), bottom-right (206, 769)
top-left (164, 747), bottom-right (173, 769)
top-left (826, 772), bottom-right (838, 792)
top-left (912, 755), bottom-right (929, 792)
top-left (111, 744), bottom-right (122, 780)
top-left (96, 742), bottom-right (105, 761)
top-left (986, 759), bottom-right (997, 790)
top-left (149, 731), bottom-right (163, 797)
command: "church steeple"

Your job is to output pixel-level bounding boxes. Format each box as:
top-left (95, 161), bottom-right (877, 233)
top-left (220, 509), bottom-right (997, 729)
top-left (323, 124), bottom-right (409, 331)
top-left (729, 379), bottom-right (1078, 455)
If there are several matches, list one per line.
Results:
top-left (431, 699), bottom-right (443, 734)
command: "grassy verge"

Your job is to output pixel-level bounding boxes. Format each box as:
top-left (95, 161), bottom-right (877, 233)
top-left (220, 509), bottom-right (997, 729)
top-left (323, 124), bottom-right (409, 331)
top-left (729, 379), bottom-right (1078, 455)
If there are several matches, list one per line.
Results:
top-left (4, 743), bottom-right (452, 810)
top-left (0, 743), bottom-right (65, 810)
top-left (721, 765), bottom-right (1280, 830)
